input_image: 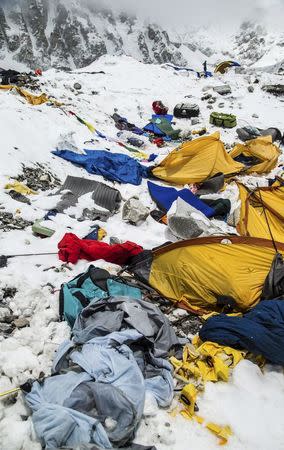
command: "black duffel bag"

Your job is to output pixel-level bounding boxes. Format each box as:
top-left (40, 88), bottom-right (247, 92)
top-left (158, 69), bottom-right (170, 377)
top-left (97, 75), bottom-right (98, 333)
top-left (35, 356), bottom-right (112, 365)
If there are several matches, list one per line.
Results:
top-left (174, 103), bottom-right (200, 118)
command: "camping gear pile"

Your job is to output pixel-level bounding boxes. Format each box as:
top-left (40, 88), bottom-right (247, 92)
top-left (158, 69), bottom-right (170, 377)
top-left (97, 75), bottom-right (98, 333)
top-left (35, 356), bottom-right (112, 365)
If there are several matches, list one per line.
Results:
top-left (2, 69), bottom-right (284, 450)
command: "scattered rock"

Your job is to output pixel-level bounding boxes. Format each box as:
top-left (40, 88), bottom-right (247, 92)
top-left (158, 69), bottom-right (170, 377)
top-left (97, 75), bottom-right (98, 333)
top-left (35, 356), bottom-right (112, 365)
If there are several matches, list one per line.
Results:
top-left (122, 197), bottom-right (150, 225)
top-left (73, 82), bottom-right (82, 90)
top-left (13, 318), bottom-right (29, 328)
top-left (0, 212), bottom-right (32, 231)
top-left (213, 85), bottom-right (232, 95)
top-left (16, 164), bottom-right (61, 191)
top-left (208, 98), bottom-right (216, 104)
top-left (191, 117), bottom-right (200, 126)
top-left (7, 190), bottom-right (31, 205)
top-left (252, 113), bottom-right (259, 118)
top-left (262, 84), bottom-right (284, 96)
top-left (218, 103), bottom-right (225, 108)
top-left (0, 323), bottom-right (13, 336)
top-left (207, 105), bottom-right (213, 109)
top-left (201, 93), bottom-right (212, 101)
top-left (248, 85), bottom-right (254, 93)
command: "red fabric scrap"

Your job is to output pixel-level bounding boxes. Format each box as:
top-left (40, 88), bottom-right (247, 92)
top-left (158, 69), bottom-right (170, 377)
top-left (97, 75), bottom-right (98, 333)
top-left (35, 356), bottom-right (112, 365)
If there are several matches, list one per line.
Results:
top-left (58, 233), bottom-right (143, 265)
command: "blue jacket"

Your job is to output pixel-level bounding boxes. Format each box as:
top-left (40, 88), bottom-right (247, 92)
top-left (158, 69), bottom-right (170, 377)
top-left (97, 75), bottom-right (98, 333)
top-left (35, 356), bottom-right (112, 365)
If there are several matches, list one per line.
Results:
top-left (200, 300), bottom-right (284, 365)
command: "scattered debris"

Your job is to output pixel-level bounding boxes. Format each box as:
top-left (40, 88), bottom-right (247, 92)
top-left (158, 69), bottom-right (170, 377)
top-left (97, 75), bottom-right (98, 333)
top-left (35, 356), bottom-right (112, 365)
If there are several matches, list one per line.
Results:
top-left (16, 164), bottom-right (61, 191)
top-left (122, 197), bottom-right (150, 224)
top-left (213, 85), bottom-right (232, 95)
top-left (262, 84), bottom-right (284, 96)
top-left (0, 211), bottom-right (32, 231)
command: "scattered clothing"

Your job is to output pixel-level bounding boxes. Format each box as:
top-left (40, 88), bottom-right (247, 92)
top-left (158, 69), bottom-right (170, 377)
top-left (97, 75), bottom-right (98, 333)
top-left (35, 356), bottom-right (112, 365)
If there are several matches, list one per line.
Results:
top-left (58, 232), bottom-right (143, 265)
top-left (112, 113), bottom-right (144, 135)
top-left (5, 181), bottom-right (37, 195)
top-left (200, 300), bottom-right (284, 365)
top-left (60, 265), bottom-right (142, 326)
top-left (52, 150), bottom-right (149, 185)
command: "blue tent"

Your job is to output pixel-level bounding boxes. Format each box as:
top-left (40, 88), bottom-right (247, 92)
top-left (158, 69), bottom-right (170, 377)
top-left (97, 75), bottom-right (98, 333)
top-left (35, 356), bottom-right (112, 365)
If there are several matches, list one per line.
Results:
top-left (52, 149), bottom-right (149, 185)
top-left (148, 181), bottom-right (215, 217)
top-left (200, 299), bottom-right (284, 365)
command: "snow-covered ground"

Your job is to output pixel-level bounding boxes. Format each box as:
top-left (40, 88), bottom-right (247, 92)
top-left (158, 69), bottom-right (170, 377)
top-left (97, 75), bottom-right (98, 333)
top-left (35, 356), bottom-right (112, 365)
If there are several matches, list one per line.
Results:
top-left (0, 55), bottom-right (284, 450)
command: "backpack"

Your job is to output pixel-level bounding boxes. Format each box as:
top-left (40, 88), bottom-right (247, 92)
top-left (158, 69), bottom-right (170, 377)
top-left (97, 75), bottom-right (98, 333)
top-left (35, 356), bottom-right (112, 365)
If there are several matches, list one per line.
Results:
top-left (174, 103), bottom-right (200, 118)
top-left (59, 265), bottom-right (142, 327)
top-left (210, 112), bottom-right (237, 128)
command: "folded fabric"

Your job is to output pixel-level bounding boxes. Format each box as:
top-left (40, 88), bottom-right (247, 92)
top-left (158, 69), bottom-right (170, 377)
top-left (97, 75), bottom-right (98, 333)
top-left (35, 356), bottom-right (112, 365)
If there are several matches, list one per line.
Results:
top-left (200, 299), bottom-right (284, 365)
top-left (147, 181), bottom-right (215, 216)
top-left (52, 150), bottom-right (149, 185)
top-left (58, 232), bottom-right (143, 265)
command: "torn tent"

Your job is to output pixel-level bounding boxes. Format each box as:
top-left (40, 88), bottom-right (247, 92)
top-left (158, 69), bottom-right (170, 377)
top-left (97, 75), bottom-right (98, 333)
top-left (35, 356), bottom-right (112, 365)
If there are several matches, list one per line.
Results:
top-left (200, 300), bottom-right (284, 365)
top-left (230, 135), bottom-right (280, 174)
top-left (52, 149), bottom-right (149, 185)
top-left (214, 60), bottom-right (240, 74)
top-left (237, 181), bottom-right (284, 241)
top-left (58, 233), bottom-right (143, 265)
top-left (128, 236), bottom-right (284, 314)
top-left (147, 181), bottom-right (215, 217)
top-left (152, 132), bottom-right (244, 185)
top-left (0, 85), bottom-right (49, 105)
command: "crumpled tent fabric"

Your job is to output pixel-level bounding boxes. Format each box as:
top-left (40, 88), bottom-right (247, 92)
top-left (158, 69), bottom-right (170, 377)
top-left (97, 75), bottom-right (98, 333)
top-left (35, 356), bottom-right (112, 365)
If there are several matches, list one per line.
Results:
top-left (167, 197), bottom-right (229, 240)
top-left (147, 181), bottom-right (215, 216)
top-left (230, 135), bottom-right (280, 174)
top-left (196, 172), bottom-right (225, 196)
top-left (152, 132), bottom-right (244, 185)
top-left (52, 149), bottom-right (149, 185)
top-left (236, 126), bottom-right (282, 143)
top-left (200, 300), bottom-right (284, 365)
top-left (128, 236), bottom-right (284, 314)
top-left (5, 180), bottom-right (37, 195)
top-left (237, 180), bottom-right (284, 241)
top-left (170, 338), bottom-right (244, 384)
top-left (58, 233), bottom-right (143, 265)
top-left (0, 85), bottom-right (49, 105)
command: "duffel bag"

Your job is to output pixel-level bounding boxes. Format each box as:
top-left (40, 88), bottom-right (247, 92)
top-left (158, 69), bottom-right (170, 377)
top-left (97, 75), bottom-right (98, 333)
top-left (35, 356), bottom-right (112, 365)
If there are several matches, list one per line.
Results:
top-left (210, 112), bottom-right (237, 128)
top-left (174, 103), bottom-right (200, 118)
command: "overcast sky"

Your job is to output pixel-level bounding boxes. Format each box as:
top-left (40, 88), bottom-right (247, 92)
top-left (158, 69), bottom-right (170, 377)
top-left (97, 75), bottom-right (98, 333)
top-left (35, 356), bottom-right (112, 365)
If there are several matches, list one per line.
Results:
top-left (1, 0), bottom-right (284, 30)
top-left (97, 0), bottom-right (284, 30)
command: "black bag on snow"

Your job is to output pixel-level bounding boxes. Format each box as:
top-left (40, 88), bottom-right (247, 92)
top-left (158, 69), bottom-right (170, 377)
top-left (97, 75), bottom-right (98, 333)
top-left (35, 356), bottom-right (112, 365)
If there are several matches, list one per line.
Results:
top-left (174, 103), bottom-right (200, 118)
top-left (261, 253), bottom-right (284, 300)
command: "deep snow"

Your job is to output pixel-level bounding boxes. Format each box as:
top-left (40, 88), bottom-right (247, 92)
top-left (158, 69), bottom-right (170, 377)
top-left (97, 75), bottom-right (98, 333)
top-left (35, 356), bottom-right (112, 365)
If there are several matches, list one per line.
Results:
top-left (0, 55), bottom-right (284, 450)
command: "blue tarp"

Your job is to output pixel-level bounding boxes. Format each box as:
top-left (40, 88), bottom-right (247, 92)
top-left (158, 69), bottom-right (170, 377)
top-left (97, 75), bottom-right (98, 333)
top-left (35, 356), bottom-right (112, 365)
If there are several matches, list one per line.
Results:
top-left (52, 149), bottom-right (149, 185)
top-left (148, 181), bottom-right (215, 217)
top-left (200, 299), bottom-right (284, 365)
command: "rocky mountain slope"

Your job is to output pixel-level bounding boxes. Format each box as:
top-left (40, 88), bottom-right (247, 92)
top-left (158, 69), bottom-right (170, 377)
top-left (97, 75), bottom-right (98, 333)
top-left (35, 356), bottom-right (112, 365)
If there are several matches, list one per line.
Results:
top-left (0, 0), bottom-right (187, 70)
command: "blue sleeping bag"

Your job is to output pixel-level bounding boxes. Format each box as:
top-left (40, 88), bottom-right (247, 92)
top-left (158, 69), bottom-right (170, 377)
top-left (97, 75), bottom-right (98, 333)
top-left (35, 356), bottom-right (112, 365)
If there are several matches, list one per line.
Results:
top-left (52, 149), bottom-right (149, 185)
top-left (148, 181), bottom-right (215, 217)
top-left (199, 300), bottom-right (284, 365)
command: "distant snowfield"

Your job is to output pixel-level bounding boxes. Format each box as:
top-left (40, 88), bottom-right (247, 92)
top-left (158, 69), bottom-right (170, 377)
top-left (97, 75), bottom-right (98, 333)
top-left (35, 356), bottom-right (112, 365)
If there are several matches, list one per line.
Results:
top-left (0, 55), bottom-right (284, 450)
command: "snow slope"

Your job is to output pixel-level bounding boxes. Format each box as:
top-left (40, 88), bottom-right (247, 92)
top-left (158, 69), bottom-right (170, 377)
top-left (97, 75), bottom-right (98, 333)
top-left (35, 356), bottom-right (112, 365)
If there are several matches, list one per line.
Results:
top-left (0, 55), bottom-right (284, 450)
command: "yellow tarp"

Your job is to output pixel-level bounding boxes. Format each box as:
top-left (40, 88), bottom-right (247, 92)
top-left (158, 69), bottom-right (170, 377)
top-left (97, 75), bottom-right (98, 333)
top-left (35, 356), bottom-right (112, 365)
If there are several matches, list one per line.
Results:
top-left (0, 85), bottom-right (49, 105)
top-left (145, 236), bottom-right (284, 313)
top-left (237, 181), bottom-right (284, 241)
top-left (5, 181), bottom-right (37, 195)
top-left (152, 132), bottom-right (244, 185)
top-left (230, 135), bottom-right (280, 174)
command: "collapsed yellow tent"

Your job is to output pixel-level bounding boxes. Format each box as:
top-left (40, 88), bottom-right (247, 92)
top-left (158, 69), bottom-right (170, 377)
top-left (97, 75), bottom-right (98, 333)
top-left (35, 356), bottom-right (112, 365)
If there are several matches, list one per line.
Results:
top-left (214, 61), bottom-right (240, 74)
top-left (230, 135), bottom-right (280, 174)
top-left (129, 236), bottom-right (284, 314)
top-left (152, 132), bottom-right (244, 185)
top-left (237, 181), bottom-right (284, 241)
top-left (0, 85), bottom-right (48, 105)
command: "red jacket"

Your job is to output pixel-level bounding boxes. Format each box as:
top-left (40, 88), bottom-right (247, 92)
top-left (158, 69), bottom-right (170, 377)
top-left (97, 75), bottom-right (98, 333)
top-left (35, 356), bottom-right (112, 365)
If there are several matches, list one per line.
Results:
top-left (58, 233), bottom-right (143, 265)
